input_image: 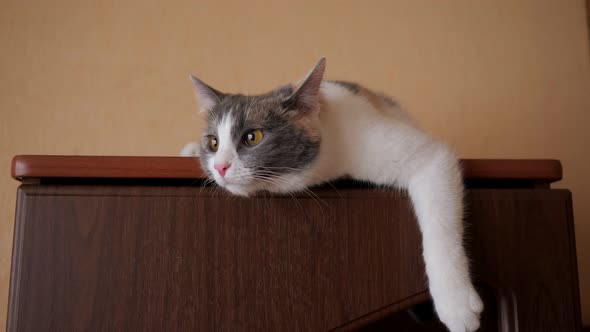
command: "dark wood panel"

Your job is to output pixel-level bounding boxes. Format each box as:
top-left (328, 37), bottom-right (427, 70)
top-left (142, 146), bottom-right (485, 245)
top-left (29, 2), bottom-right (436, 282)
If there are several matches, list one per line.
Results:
top-left (6, 189), bottom-right (27, 332)
top-left (11, 155), bottom-right (562, 184)
top-left (340, 285), bottom-right (498, 332)
top-left (465, 189), bottom-right (581, 332)
top-left (9, 186), bottom-right (427, 332)
top-left (336, 189), bottom-right (580, 332)
top-left (7, 186), bottom-right (580, 331)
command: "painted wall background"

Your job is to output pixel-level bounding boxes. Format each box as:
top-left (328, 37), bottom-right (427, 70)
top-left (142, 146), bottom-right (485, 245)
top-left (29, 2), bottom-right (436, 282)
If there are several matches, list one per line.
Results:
top-left (1, 0), bottom-right (589, 326)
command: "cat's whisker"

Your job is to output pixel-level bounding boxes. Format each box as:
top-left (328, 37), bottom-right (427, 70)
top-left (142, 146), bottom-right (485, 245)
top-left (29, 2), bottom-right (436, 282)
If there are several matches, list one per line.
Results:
top-left (252, 173), bottom-right (328, 212)
top-left (251, 176), bottom-right (305, 213)
top-left (300, 186), bottom-right (328, 206)
top-left (257, 166), bottom-right (305, 171)
top-left (324, 181), bottom-right (344, 200)
top-left (198, 177), bottom-right (216, 195)
top-left (257, 167), bottom-right (339, 203)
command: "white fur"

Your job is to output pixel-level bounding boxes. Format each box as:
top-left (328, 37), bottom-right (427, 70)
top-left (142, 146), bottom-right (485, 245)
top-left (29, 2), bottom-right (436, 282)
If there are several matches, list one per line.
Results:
top-left (184, 80), bottom-right (483, 332)
top-left (216, 109), bottom-right (235, 160)
top-left (180, 142), bottom-right (200, 157)
top-left (307, 82), bottom-right (483, 332)
top-left (205, 110), bottom-right (259, 196)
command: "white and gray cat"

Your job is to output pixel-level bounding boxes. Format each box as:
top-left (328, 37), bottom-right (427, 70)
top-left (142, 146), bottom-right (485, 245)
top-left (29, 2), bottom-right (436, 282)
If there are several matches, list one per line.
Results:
top-left (181, 58), bottom-right (483, 332)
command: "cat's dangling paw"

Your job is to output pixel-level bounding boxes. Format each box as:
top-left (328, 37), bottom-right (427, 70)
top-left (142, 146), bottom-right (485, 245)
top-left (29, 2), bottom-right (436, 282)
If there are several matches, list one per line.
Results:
top-left (434, 285), bottom-right (483, 332)
top-left (180, 142), bottom-right (200, 157)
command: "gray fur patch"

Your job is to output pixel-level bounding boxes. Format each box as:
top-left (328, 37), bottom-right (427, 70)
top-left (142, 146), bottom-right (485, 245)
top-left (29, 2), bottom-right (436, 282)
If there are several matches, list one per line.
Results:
top-left (199, 88), bottom-right (320, 179)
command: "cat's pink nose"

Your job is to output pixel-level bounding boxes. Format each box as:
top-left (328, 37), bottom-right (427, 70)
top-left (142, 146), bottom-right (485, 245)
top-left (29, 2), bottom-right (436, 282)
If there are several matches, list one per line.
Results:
top-left (214, 163), bottom-right (231, 177)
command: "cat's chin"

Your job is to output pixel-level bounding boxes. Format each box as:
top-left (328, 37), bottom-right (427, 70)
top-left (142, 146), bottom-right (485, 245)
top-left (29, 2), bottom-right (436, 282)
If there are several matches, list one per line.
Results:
top-left (222, 184), bottom-right (253, 197)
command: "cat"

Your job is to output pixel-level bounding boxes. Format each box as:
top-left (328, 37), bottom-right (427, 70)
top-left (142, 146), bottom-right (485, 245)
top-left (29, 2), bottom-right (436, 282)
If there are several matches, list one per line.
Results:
top-left (181, 58), bottom-right (483, 332)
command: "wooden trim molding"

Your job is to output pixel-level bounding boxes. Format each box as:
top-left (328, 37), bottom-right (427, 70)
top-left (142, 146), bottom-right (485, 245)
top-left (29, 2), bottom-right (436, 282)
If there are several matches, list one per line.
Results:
top-left (12, 155), bottom-right (205, 180)
top-left (11, 155), bottom-right (562, 184)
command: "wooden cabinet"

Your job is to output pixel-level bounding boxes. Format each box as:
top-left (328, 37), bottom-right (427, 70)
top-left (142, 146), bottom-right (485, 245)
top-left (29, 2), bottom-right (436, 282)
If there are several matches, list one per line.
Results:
top-left (7, 156), bottom-right (581, 331)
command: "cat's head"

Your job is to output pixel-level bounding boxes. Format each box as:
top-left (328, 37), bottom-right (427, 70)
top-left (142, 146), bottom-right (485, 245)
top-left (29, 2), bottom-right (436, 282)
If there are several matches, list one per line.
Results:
top-left (191, 58), bottom-right (326, 196)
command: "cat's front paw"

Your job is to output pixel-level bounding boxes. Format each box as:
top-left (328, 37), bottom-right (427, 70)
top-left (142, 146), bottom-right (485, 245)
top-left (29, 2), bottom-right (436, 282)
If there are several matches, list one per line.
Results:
top-left (434, 285), bottom-right (483, 332)
top-left (180, 142), bottom-right (200, 157)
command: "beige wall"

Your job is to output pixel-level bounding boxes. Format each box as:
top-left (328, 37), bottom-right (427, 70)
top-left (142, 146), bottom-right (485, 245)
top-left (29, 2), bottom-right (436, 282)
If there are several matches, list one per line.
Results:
top-left (1, 0), bottom-right (589, 327)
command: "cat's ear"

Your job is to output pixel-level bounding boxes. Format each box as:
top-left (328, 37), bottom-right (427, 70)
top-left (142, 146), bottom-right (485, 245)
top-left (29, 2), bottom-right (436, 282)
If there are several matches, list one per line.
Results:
top-left (283, 57), bottom-right (326, 114)
top-left (189, 74), bottom-right (225, 112)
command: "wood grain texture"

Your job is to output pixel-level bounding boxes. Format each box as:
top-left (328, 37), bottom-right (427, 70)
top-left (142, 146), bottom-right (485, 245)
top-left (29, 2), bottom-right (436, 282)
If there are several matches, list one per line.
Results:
top-left (11, 155), bottom-right (562, 184)
top-left (9, 187), bottom-right (427, 332)
top-left (466, 189), bottom-right (581, 332)
top-left (11, 155), bottom-right (204, 180)
top-left (7, 186), bottom-right (580, 331)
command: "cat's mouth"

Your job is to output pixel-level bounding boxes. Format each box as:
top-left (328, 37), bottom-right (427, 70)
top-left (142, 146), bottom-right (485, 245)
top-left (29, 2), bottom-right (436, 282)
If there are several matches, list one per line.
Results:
top-left (211, 169), bottom-right (289, 197)
top-left (215, 175), bottom-right (247, 187)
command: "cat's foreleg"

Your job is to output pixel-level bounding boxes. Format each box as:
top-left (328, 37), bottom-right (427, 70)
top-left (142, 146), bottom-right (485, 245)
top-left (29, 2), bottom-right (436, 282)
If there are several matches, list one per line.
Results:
top-left (406, 145), bottom-right (483, 332)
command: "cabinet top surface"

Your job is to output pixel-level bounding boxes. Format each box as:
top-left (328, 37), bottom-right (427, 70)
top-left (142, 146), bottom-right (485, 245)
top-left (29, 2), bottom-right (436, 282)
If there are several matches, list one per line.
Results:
top-left (11, 155), bottom-right (563, 184)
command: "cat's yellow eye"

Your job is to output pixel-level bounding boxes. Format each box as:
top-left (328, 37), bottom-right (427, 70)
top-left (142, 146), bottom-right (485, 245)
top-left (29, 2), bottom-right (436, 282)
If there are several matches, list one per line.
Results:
top-left (245, 129), bottom-right (264, 146)
top-left (208, 135), bottom-right (219, 152)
